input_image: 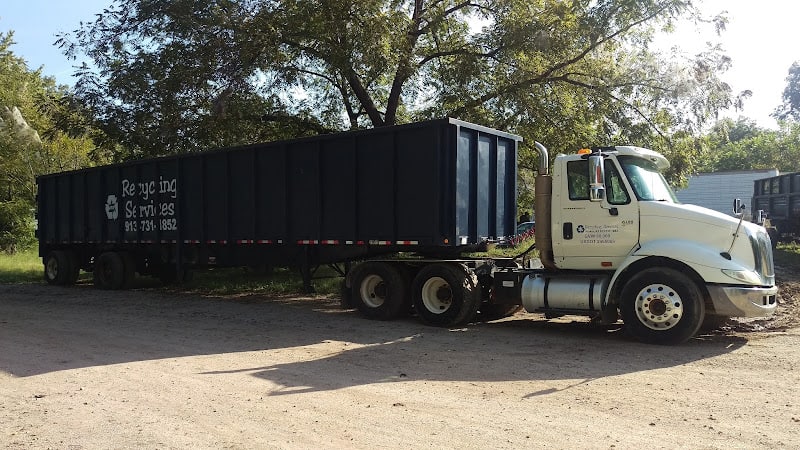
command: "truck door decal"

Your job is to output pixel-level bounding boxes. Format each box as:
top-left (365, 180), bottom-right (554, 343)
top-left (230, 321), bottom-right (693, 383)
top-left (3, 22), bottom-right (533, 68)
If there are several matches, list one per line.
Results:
top-left (577, 224), bottom-right (620, 245)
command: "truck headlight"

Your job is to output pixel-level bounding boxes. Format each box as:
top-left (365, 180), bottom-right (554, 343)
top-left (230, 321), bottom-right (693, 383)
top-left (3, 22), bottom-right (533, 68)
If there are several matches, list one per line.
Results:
top-left (721, 269), bottom-right (762, 285)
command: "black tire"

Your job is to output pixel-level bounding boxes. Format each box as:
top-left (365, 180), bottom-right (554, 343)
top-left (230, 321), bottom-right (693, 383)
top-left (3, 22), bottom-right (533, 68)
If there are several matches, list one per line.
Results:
top-left (478, 304), bottom-right (523, 321)
top-left (620, 267), bottom-right (705, 345)
top-left (119, 251), bottom-right (137, 288)
top-left (66, 251), bottom-right (81, 285)
top-left (44, 250), bottom-right (72, 285)
top-left (411, 263), bottom-right (480, 327)
top-left (350, 262), bottom-right (408, 320)
top-left (94, 252), bottom-right (126, 290)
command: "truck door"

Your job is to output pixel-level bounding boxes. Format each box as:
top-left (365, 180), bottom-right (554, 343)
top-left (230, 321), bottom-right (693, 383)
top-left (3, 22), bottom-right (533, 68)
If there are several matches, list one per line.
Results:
top-left (553, 156), bottom-right (639, 269)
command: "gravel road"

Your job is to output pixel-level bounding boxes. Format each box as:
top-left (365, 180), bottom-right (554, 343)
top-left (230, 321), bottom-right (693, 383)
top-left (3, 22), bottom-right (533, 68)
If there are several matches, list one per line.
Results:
top-left (1, 277), bottom-right (799, 449)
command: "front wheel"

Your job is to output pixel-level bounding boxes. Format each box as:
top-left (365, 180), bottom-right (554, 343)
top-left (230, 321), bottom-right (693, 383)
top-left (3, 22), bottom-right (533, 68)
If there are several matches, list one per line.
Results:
top-left (620, 267), bottom-right (705, 345)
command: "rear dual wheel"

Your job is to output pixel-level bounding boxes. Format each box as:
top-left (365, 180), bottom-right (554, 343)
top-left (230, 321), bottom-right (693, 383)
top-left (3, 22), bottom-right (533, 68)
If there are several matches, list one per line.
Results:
top-left (412, 263), bottom-right (480, 327)
top-left (94, 251), bottom-right (136, 290)
top-left (44, 250), bottom-right (76, 285)
top-left (349, 261), bottom-right (481, 327)
top-left (350, 262), bottom-right (409, 320)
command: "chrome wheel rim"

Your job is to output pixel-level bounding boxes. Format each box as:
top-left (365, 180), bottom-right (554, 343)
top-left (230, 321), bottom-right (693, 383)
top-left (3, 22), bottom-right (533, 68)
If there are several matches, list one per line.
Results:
top-left (635, 283), bottom-right (683, 330)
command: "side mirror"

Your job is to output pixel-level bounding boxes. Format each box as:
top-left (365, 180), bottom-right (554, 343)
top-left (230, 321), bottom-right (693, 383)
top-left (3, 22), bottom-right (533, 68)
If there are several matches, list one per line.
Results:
top-left (589, 153), bottom-right (605, 202)
top-left (733, 198), bottom-right (746, 215)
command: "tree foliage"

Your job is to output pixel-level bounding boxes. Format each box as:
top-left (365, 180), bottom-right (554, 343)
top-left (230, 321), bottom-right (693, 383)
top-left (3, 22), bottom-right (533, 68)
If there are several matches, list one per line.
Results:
top-left (774, 62), bottom-right (800, 122)
top-left (0, 31), bottom-right (103, 251)
top-left (698, 117), bottom-right (800, 174)
top-left (61, 0), bottom-right (735, 166)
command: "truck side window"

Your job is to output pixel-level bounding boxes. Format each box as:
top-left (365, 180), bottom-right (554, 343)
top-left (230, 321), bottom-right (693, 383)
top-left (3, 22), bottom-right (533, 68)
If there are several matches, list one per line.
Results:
top-left (567, 160), bottom-right (589, 200)
top-left (568, 159), bottom-right (630, 204)
top-left (604, 162), bottom-right (630, 205)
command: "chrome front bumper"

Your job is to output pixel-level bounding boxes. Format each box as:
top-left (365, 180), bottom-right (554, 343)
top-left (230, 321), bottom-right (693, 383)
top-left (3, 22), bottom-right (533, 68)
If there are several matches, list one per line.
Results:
top-left (707, 285), bottom-right (778, 318)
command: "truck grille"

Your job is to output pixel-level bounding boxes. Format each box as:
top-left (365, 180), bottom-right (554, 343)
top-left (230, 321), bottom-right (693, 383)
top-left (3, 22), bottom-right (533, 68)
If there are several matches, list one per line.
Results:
top-left (750, 230), bottom-right (775, 286)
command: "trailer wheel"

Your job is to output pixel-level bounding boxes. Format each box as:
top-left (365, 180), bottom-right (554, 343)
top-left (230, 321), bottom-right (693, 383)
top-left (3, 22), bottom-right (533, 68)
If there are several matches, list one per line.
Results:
top-left (44, 250), bottom-right (72, 285)
top-left (119, 251), bottom-right (137, 288)
top-left (94, 252), bottom-right (126, 290)
top-left (66, 251), bottom-right (81, 285)
top-left (412, 263), bottom-right (480, 327)
top-left (350, 262), bottom-right (408, 320)
top-left (620, 267), bottom-right (705, 345)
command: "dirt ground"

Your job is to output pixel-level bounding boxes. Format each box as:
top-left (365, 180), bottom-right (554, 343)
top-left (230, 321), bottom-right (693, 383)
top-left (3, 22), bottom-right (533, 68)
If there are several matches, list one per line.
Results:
top-left (1, 264), bottom-right (799, 449)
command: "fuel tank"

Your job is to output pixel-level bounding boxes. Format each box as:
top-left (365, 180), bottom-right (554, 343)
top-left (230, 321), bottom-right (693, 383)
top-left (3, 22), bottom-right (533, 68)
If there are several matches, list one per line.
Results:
top-left (521, 274), bottom-right (610, 312)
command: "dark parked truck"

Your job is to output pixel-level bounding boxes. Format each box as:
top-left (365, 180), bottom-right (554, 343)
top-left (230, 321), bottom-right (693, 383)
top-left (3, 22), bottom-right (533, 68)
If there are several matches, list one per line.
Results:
top-left (752, 172), bottom-right (800, 243)
top-left (38, 118), bottom-right (778, 344)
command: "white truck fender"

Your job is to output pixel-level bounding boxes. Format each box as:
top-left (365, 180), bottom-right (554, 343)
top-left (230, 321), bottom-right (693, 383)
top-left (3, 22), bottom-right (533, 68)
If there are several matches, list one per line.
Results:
top-left (604, 239), bottom-right (743, 306)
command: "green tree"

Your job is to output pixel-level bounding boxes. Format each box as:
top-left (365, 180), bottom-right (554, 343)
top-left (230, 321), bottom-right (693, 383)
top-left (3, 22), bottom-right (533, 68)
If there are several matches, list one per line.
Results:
top-left (699, 117), bottom-right (800, 173)
top-left (774, 62), bottom-right (800, 122)
top-left (0, 31), bottom-right (103, 251)
top-left (62, 0), bottom-right (734, 160)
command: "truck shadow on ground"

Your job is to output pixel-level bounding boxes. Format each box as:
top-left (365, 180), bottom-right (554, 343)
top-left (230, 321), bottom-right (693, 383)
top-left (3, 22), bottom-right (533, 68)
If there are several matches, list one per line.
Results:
top-left (210, 317), bottom-right (748, 397)
top-left (0, 283), bottom-right (747, 395)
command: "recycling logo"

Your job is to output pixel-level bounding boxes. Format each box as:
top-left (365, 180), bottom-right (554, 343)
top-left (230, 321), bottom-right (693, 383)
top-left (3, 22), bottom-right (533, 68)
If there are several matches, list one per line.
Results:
top-left (576, 225), bottom-right (585, 233)
top-left (105, 194), bottom-right (119, 220)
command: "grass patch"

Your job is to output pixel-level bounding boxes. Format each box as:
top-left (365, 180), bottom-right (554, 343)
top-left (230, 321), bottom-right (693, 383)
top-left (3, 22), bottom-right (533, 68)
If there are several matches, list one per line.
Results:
top-left (0, 248), bottom-right (42, 283)
top-left (0, 247), bottom-right (342, 296)
top-left (774, 242), bottom-right (800, 269)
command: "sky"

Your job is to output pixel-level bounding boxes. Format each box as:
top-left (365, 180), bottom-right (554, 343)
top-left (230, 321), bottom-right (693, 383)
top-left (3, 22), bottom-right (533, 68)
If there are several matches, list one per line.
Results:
top-left (1, 0), bottom-right (798, 130)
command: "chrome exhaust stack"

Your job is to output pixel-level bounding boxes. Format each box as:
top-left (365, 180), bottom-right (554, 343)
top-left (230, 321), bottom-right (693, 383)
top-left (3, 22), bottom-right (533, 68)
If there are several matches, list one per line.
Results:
top-left (533, 142), bottom-right (555, 269)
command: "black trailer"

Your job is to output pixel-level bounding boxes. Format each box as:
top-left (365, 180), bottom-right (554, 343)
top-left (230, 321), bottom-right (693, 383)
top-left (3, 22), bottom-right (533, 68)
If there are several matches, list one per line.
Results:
top-left (752, 172), bottom-right (800, 242)
top-left (37, 118), bottom-right (521, 302)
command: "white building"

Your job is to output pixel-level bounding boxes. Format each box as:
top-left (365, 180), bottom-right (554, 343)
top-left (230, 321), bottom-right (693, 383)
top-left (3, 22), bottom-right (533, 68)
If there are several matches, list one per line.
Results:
top-left (675, 169), bottom-right (779, 218)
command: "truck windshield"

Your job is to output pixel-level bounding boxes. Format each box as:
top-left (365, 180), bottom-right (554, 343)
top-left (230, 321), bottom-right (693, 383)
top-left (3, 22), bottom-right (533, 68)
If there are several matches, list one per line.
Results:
top-left (618, 156), bottom-right (677, 202)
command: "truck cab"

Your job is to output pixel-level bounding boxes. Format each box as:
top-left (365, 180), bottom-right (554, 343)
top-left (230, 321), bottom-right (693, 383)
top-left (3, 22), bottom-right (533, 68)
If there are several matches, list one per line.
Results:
top-left (525, 145), bottom-right (778, 344)
top-left (551, 147), bottom-right (659, 269)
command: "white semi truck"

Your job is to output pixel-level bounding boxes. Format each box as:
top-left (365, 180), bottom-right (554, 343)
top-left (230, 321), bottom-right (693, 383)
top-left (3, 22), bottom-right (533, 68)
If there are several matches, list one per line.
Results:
top-left (346, 142), bottom-right (778, 345)
top-left (39, 118), bottom-right (776, 345)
